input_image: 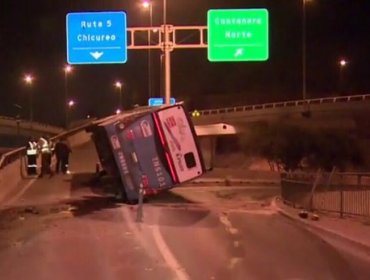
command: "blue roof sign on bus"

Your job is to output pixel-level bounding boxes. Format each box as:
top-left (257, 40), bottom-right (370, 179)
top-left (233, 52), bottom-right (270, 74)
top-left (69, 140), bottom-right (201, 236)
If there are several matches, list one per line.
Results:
top-left (148, 97), bottom-right (176, 106)
top-left (66, 11), bottom-right (127, 64)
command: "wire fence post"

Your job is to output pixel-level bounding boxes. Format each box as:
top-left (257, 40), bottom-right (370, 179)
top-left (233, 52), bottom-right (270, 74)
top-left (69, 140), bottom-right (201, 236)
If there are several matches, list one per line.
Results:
top-left (309, 168), bottom-right (321, 211)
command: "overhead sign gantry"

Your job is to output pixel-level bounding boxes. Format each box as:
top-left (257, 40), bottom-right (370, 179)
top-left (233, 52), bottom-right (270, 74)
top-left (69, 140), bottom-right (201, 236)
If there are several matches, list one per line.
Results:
top-left (65, 9), bottom-right (269, 103)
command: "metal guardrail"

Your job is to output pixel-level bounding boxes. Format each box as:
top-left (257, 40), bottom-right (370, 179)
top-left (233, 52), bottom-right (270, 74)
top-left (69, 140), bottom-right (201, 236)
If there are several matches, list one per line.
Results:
top-left (0, 119), bottom-right (96, 170)
top-left (196, 94), bottom-right (370, 116)
top-left (0, 116), bottom-right (64, 134)
top-left (281, 172), bottom-right (370, 217)
top-left (0, 146), bottom-right (26, 170)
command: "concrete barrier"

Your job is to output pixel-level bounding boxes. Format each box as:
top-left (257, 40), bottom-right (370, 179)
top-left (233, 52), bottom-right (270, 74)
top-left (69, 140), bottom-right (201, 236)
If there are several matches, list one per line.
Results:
top-left (0, 127), bottom-right (93, 206)
top-left (0, 156), bottom-right (25, 204)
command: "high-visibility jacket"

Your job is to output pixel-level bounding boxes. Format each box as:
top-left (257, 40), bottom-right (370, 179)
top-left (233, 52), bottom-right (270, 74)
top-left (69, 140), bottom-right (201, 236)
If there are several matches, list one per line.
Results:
top-left (39, 137), bottom-right (52, 154)
top-left (26, 141), bottom-right (38, 155)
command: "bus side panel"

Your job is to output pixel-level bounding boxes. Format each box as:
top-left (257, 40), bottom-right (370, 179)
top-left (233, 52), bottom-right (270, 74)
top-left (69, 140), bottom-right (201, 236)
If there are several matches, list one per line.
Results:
top-left (115, 115), bottom-right (174, 191)
top-left (103, 123), bottom-right (138, 201)
top-left (156, 105), bottom-right (205, 183)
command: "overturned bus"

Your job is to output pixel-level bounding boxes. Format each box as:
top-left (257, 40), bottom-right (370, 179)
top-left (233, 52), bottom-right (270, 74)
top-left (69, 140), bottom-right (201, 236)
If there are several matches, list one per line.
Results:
top-left (86, 104), bottom-right (206, 202)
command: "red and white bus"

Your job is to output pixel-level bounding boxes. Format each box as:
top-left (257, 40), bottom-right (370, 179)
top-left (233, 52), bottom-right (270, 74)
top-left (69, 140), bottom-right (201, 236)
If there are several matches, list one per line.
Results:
top-left (88, 104), bottom-right (206, 202)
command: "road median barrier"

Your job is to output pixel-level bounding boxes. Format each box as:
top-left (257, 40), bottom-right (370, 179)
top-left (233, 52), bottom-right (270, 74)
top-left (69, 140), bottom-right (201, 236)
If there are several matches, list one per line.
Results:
top-left (190, 177), bottom-right (280, 186)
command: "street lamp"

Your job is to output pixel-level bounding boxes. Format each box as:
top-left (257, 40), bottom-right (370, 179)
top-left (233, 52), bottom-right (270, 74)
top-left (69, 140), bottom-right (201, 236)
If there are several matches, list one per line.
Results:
top-left (302, 0), bottom-right (312, 101)
top-left (114, 81), bottom-right (123, 109)
top-left (66, 99), bottom-right (75, 128)
top-left (142, 0), bottom-right (153, 98)
top-left (23, 74), bottom-right (34, 123)
top-left (339, 59), bottom-right (348, 94)
top-left (13, 104), bottom-right (23, 147)
top-left (68, 100), bottom-right (75, 108)
top-left (339, 59), bottom-right (347, 67)
top-left (64, 65), bottom-right (73, 128)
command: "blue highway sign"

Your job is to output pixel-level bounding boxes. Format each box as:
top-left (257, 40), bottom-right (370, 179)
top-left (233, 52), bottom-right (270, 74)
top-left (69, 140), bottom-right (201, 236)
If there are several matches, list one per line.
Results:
top-left (148, 97), bottom-right (176, 106)
top-left (66, 11), bottom-right (127, 64)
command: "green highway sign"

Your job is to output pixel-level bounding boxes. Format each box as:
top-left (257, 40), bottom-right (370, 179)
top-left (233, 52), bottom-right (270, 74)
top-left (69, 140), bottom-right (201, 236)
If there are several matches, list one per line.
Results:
top-left (207, 9), bottom-right (269, 62)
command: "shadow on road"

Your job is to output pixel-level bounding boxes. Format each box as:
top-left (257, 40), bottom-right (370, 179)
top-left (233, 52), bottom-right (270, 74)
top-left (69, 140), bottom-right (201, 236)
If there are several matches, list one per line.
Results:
top-left (146, 190), bottom-right (198, 205)
top-left (70, 172), bottom-right (201, 206)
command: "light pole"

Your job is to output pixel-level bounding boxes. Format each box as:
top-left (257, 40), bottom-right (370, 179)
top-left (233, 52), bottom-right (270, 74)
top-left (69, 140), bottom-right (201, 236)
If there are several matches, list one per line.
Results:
top-left (64, 65), bottom-right (72, 128)
top-left (66, 99), bottom-right (75, 128)
top-left (114, 81), bottom-right (123, 110)
top-left (339, 59), bottom-right (348, 95)
top-left (13, 104), bottom-right (22, 147)
top-left (302, 0), bottom-right (311, 101)
top-left (163, 0), bottom-right (166, 25)
top-left (24, 74), bottom-right (34, 123)
top-left (142, 1), bottom-right (153, 98)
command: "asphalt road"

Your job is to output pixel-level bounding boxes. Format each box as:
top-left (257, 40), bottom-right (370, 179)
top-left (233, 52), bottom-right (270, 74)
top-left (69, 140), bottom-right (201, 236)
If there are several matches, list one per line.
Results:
top-left (1, 185), bottom-right (369, 280)
top-left (0, 142), bottom-right (369, 280)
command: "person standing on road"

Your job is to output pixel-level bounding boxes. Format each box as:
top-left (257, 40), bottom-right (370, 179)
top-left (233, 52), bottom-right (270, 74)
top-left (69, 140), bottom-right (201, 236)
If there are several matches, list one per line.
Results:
top-left (38, 135), bottom-right (54, 178)
top-left (54, 137), bottom-right (72, 174)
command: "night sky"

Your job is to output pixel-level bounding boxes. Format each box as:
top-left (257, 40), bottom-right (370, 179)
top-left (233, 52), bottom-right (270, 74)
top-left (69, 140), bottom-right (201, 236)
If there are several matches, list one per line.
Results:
top-left (0, 0), bottom-right (369, 126)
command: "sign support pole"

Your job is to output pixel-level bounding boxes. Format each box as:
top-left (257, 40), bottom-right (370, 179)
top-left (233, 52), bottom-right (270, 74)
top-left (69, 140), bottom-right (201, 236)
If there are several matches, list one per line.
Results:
top-left (163, 25), bottom-right (172, 105)
top-left (127, 25), bottom-right (207, 106)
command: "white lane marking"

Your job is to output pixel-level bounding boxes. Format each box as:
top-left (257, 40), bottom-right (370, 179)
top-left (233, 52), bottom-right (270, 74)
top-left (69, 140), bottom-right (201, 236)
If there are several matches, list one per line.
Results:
top-left (152, 224), bottom-right (190, 280)
top-left (219, 213), bottom-right (238, 235)
top-left (121, 207), bottom-right (189, 280)
top-left (3, 178), bottom-right (36, 207)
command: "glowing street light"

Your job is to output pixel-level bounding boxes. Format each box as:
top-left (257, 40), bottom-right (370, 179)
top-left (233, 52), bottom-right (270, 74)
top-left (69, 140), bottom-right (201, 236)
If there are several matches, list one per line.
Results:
top-left (142, 1), bottom-right (150, 8)
top-left (66, 99), bottom-right (76, 128)
top-left (114, 81), bottom-right (123, 109)
top-left (339, 59), bottom-right (347, 67)
top-left (338, 58), bottom-right (348, 94)
top-left (115, 81), bottom-right (122, 88)
top-left (68, 99), bottom-right (75, 108)
top-left (24, 74), bottom-right (33, 85)
top-left (64, 64), bottom-right (72, 74)
top-left (23, 74), bottom-right (34, 123)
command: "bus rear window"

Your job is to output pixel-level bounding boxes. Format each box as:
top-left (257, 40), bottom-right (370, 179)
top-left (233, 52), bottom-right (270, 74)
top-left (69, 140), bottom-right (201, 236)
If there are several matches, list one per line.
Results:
top-left (184, 152), bottom-right (196, 168)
